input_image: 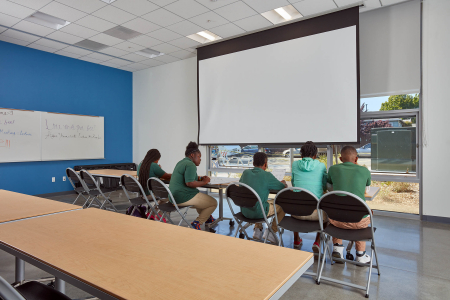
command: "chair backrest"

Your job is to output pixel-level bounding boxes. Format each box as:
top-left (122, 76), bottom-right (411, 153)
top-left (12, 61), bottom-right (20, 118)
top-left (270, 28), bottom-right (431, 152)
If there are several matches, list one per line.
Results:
top-left (79, 169), bottom-right (99, 192)
top-left (0, 275), bottom-right (26, 300)
top-left (149, 177), bottom-right (170, 200)
top-left (66, 168), bottom-right (81, 188)
top-left (274, 187), bottom-right (319, 217)
top-left (121, 174), bottom-right (142, 194)
top-left (318, 191), bottom-right (372, 223)
top-left (226, 183), bottom-right (259, 208)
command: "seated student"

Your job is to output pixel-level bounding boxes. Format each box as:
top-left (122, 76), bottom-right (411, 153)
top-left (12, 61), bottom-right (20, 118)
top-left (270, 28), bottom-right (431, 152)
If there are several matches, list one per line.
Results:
top-left (327, 145), bottom-right (371, 263)
top-left (239, 152), bottom-right (287, 243)
top-left (169, 142), bottom-right (218, 230)
top-left (291, 141), bottom-right (328, 252)
top-left (138, 149), bottom-right (172, 220)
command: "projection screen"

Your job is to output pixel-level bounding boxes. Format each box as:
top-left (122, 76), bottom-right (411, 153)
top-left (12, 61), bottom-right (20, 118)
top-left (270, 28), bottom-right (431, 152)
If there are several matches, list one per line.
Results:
top-left (197, 7), bottom-right (360, 145)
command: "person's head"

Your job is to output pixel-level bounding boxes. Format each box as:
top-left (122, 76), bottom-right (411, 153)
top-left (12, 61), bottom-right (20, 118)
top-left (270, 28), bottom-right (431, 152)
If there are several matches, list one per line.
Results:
top-left (253, 152), bottom-right (268, 170)
top-left (138, 149), bottom-right (161, 187)
top-left (300, 141), bottom-right (318, 159)
top-left (185, 141), bottom-right (201, 166)
top-left (340, 146), bottom-right (358, 164)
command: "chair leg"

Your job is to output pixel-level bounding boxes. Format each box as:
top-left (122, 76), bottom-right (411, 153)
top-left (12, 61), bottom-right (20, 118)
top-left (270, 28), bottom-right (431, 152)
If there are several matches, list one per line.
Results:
top-left (178, 207), bottom-right (192, 228)
top-left (72, 193), bottom-right (83, 205)
top-left (81, 196), bottom-right (91, 208)
top-left (317, 234), bottom-right (328, 284)
top-left (365, 243), bottom-right (375, 298)
top-left (373, 241), bottom-right (381, 276)
top-left (234, 226), bottom-right (240, 238)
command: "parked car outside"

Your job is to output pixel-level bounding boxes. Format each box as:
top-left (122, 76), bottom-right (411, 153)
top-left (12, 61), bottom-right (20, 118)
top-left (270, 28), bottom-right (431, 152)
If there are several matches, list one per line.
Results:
top-left (283, 148), bottom-right (300, 157)
top-left (356, 143), bottom-right (371, 158)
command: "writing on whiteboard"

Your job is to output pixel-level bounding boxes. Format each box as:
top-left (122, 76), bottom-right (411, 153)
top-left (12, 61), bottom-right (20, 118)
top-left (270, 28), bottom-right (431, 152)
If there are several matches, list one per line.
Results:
top-left (43, 119), bottom-right (102, 140)
top-left (0, 139), bottom-right (11, 148)
top-left (0, 129), bottom-right (32, 136)
top-left (0, 110), bottom-right (13, 116)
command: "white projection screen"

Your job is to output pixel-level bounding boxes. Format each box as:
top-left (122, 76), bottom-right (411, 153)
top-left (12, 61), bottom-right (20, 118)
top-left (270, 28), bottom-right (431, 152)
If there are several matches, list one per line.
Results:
top-left (197, 7), bottom-right (360, 145)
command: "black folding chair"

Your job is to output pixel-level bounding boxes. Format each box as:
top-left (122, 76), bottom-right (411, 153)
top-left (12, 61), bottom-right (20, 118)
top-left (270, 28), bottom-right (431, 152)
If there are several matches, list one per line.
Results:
top-left (225, 182), bottom-right (279, 244)
top-left (79, 170), bottom-right (118, 212)
top-left (0, 275), bottom-right (70, 300)
top-left (120, 174), bottom-right (160, 219)
top-left (316, 191), bottom-right (381, 298)
top-left (148, 177), bottom-right (193, 227)
top-left (65, 168), bottom-right (88, 206)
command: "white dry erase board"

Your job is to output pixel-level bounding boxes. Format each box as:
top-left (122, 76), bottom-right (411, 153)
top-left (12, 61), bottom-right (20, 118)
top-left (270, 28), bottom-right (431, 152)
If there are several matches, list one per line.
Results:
top-left (0, 108), bottom-right (104, 163)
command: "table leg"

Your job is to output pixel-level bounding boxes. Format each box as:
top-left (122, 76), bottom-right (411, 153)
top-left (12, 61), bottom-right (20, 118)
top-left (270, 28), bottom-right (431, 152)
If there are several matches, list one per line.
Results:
top-left (219, 188), bottom-right (223, 220)
top-left (15, 257), bottom-right (25, 284)
top-left (55, 277), bottom-right (65, 294)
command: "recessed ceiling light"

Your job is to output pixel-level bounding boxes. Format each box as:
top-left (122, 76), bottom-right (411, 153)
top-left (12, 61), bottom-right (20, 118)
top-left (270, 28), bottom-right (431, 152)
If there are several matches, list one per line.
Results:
top-left (186, 30), bottom-right (222, 44)
top-left (261, 5), bottom-right (302, 25)
top-left (136, 48), bottom-right (164, 59)
top-left (100, 0), bottom-right (118, 3)
top-left (24, 12), bottom-right (70, 30)
top-left (274, 8), bottom-right (292, 20)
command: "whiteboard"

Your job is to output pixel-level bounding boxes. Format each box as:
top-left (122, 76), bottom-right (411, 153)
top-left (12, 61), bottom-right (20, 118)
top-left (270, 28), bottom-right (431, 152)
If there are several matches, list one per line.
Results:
top-left (0, 109), bottom-right (41, 163)
top-left (41, 112), bottom-right (104, 161)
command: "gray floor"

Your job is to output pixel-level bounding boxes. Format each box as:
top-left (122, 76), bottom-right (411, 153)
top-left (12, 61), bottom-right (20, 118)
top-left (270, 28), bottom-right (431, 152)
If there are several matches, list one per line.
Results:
top-left (1, 191), bottom-right (449, 300)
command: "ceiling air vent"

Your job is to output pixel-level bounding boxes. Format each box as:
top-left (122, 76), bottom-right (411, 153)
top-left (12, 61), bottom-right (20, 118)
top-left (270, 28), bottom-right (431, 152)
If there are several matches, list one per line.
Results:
top-left (73, 39), bottom-right (109, 51)
top-left (103, 26), bottom-right (142, 40)
top-left (136, 48), bottom-right (164, 59)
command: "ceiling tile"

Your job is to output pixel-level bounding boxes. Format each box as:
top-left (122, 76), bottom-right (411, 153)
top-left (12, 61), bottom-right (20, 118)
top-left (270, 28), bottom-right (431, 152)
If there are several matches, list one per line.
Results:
top-left (165, 0), bottom-right (209, 19)
top-left (0, 27), bottom-right (5, 34)
top-left (119, 65), bottom-right (137, 72)
top-left (55, 0), bottom-right (107, 14)
top-left (0, 35), bottom-right (30, 46)
top-left (140, 58), bottom-right (167, 66)
top-left (141, 8), bottom-right (184, 27)
top-left (114, 40), bottom-right (146, 51)
top-left (59, 23), bottom-right (99, 39)
top-left (243, 0), bottom-right (291, 13)
top-left (76, 15), bottom-right (117, 32)
top-left (214, 1), bottom-right (257, 22)
top-left (184, 47), bottom-right (196, 53)
top-left (234, 14), bottom-right (272, 32)
top-left (1, 29), bottom-right (39, 43)
top-left (27, 43), bottom-right (57, 53)
top-left (122, 18), bottom-right (161, 34)
top-left (78, 56), bottom-right (103, 64)
top-left (149, 0), bottom-right (178, 6)
top-left (194, 0), bottom-right (239, 10)
top-left (33, 38), bottom-right (67, 49)
top-left (146, 28), bottom-right (182, 42)
top-left (170, 49), bottom-right (195, 59)
top-left (120, 52), bottom-right (148, 62)
top-left (12, 20), bottom-right (55, 36)
top-left (189, 11), bottom-right (229, 29)
top-left (126, 62), bottom-right (149, 70)
top-left (151, 42), bottom-right (181, 53)
top-left (292, 0), bottom-right (337, 16)
top-left (209, 22), bottom-right (245, 38)
top-left (112, 0), bottom-right (159, 16)
top-left (8, 0), bottom-right (52, 10)
top-left (54, 50), bottom-right (82, 58)
top-left (166, 20), bottom-right (204, 36)
top-left (83, 52), bottom-right (112, 62)
top-left (128, 34), bottom-right (162, 47)
top-left (89, 33), bottom-right (124, 46)
top-left (0, 12), bottom-right (21, 27)
top-left (0, 0), bottom-right (35, 19)
top-left (61, 45), bottom-right (93, 55)
top-left (153, 54), bottom-right (179, 63)
top-left (334, 0), bottom-right (362, 6)
top-left (92, 5), bottom-right (136, 25)
top-left (99, 46), bottom-right (130, 57)
top-left (39, 2), bottom-right (87, 22)
top-left (359, 0), bottom-right (382, 12)
top-left (380, 0), bottom-right (409, 5)
top-left (100, 60), bottom-right (121, 68)
top-left (46, 31), bottom-right (84, 44)
top-left (168, 36), bottom-right (201, 48)
top-left (104, 57), bottom-right (131, 66)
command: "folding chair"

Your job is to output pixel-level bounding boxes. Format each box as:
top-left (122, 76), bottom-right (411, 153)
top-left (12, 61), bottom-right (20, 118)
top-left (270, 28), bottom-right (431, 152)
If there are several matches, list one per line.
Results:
top-left (273, 187), bottom-right (332, 277)
top-left (225, 182), bottom-right (279, 244)
top-left (316, 191), bottom-right (381, 298)
top-left (79, 170), bottom-right (118, 212)
top-left (0, 275), bottom-right (70, 300)
top-left (120, 174), bottom-right (160, 219)
top-left (65, 168), bottom-right (88, 206)
top-left (148, 177), bottom-right (193, 227)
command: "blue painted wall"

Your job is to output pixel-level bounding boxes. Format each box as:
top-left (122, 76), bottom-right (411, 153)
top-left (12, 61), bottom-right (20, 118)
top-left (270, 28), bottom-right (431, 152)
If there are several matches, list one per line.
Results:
top-left (0, 41), bottom-right (133, 195)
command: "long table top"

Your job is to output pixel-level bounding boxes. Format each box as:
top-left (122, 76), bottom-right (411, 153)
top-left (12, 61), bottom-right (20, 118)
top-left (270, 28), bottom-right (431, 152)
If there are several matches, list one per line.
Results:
top-left (0, 190), bottom-right (79, 223)
top-left (0, 208), bottom-right (313, 300)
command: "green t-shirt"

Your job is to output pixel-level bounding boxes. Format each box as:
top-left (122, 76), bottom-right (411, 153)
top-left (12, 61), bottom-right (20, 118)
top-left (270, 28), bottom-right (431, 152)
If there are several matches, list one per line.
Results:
top-left (239, 167), bottom-right (286, 219)
top-left (327, 162), bottom-right (371, 203)
top-left (169, 157), bottom-right (199, 204)
top-left (137, 161), bottom-right (166, 195)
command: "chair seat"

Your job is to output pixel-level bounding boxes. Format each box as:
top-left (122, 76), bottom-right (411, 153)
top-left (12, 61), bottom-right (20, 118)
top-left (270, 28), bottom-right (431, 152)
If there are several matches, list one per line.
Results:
top-left (128, 197), bottom-right (147, 206)
top-left (74, 187), bottom-right (85, 193)
top-left (324, 223), bottom-right (376, 241)
top-left (233, 212), bottom-right (266, 224)
top-left (16, 281), bottom-right (71, 300)
top-left (158, 201), bottom-right (181, 212)
top-left (88, 188), bottom-right (115, 197)
top-left (278, 216), bottom-right (326, 233)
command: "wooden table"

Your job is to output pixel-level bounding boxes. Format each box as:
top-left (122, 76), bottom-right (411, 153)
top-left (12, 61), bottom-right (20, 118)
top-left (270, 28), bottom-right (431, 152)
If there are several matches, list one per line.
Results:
top-left (0, 208), bottom-right (313, 300)
top-left (83, 169), bottom-right (137, 178)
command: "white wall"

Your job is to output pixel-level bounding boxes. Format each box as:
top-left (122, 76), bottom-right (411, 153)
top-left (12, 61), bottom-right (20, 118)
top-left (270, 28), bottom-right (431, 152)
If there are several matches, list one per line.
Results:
top-left (422, 0), bottom-right (450, 218)
top-left (133, 57), bottom-right (207, 175)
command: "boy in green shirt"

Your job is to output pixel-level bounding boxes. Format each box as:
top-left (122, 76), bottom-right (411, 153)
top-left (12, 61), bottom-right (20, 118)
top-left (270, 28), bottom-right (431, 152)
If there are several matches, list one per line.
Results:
top-left (239, 152), bottom-right (287, 243)
top-left (327, 146), bottom-right (371, 263)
